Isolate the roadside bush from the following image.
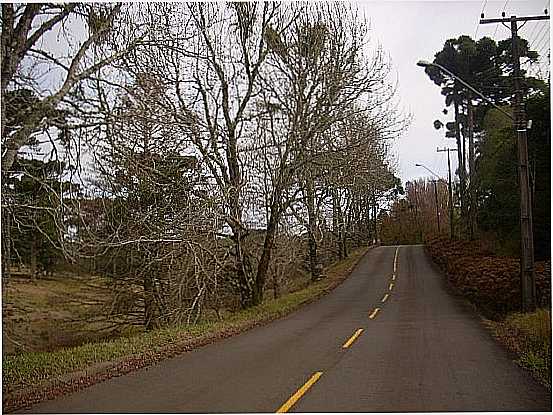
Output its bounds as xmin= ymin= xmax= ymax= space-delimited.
xmin=426 ymin=237 xmax=551 ymax=318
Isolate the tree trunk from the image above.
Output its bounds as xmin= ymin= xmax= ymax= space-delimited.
xmin=234 ymin=232 xmax=254 ymax=308
xmin=226 ymin=124 xmax=256 ymax=308
xmin=332 ymin=189 xmax=343 ymax=260
xmin=453 ymin=91 xmax=467 ymax=235
xmin=30 ymin=235 xmax=37 ymax=280
xmin=305 ymin=175 xmax=320 ymax=281
xmin=253 ymin=204 xmax=280 ymax=306
xmin=365 ymin=196 xmax=372 ymax=243
xmin=1 ymin=199 xmax=11 ymax=289
xmin=343 ymin=195 xmax=351 ymax=257
xmin=144 ymin=272 xmax=155 ymax=331
xmin=372 ymin=193 xmax=378 ymax=243
xmin=337 ymin=192 xmax=347 ymax=259
xmin=467 ymin=95 xmax=476 ymax=240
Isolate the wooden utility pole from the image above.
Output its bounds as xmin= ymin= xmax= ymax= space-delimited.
xmin=480 ymin=12 xmax=549 ymax=312
xmin=431 ymin=180 xmax=440 ymax=234
xmin=413 ymin=184 xmax=422 ymax=242
xmin=467 ymin=93 xmax=476 ymax=240
xmin=437 ymin=147 xmax=458 ymax=240
xmin=453 ymin=89 xmax=466 ymax=234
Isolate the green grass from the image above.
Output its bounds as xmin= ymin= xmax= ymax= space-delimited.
xmin=3 ymin=247 xmax=368 ymax=396
xmin=492 ymin=308 xmax=551 ymax=389
xmin=3 ymin=321 xmax=216 ymax=391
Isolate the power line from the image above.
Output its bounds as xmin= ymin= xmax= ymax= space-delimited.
xmin=528 ymin=21 xmax=548 ymax=49
xmin=522 ymin=0 xmax=547 ymax=40
xmin=525 ymin=20 xmax=541 ymax=43
xmin=537 ymin=45 xmax=551 ymax=62
xmin=534 ymin=53 xmax=551 ymax=79
xmin=493 ymin=0 xmax=510 ymax=38
xmin=533 ymin=36 xmax=550 ymax=65
xmin=529 ymin=23 xmax=548 ymax=50
xmin=475 ymin=0 xmax=488 ymax=38
xmin=537 ymin=49 xmax=550 ymax=67
xmin=534 ymin=25 xmax=550 ymax=52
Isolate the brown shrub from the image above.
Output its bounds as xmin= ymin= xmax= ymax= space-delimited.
xmin=426 ymin=237 xmax=551 ymax=318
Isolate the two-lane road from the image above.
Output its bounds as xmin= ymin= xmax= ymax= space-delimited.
xmin=21 ymin=245 xmax=551 ymax=413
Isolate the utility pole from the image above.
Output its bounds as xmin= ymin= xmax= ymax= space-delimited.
xmin=431 ymin=180 xmax=440 ymax=234
xmin=467 ymin=93 xmax=476 ymax=240
xmin=413 ymin=184 xmax=422 ymax=242
xmin=437 ymin=147 xmax=458 ymax=240
xmin=480 ymin=12 xmax=549 ymax=312
xmin=453 ymin=89 xmax=466 ymax=236
xmin=372 ymin=191 xmax=378 ymax=244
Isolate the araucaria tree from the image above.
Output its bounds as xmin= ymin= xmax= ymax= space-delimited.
xmin=423 ymin=34 xmax=543 ymax=240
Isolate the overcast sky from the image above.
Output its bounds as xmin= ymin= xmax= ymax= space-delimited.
xmin=358 ymin=0 xmax=550 ymax=184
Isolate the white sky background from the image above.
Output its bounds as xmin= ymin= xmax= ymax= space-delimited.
xmin=25 ymin=1 xmax=550 ymax=190
xmin=358 ymin=0 xmax=550 ymax=184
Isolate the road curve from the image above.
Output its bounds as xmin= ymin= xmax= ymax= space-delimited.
xmin=20 ymin=245 xmax=551 ymax=413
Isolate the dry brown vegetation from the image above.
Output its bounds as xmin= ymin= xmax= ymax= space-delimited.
xmin=3 ymin=271 xmax=114 ymax=355
xmin=426 ymin=237 xmax=551 ymax=318
xmin=2 ymin=234 xmax=362 ymax=356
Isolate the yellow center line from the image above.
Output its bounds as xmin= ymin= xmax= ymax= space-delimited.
xmin=342 ymin=328 xmax=364 ymax=349
xmin=276 ymin=371 xmax=323 ymax=413
xmin=392 ymin=274 xmax=396 ymax=281
xmin=389 ymin=282 xmax=394 ymax=291
xmin=381 ymin=293 xmax=389 ymax=303
xmin=369 ymin=307 xmax=380 ymax=319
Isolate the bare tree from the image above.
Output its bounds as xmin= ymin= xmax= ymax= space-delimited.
xmin=111 ymin=3 xmax=289 ymax=307
xmin=87 ymin=73 xmax=225 ymax=330
xmin=1 ymin=3 xmax=145 ymax=171
xmin=261 ymin=3 xmax=404 ymax=279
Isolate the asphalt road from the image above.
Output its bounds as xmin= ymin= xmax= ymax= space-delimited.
xmin=22 ymin=245 xmax=551 ymax=413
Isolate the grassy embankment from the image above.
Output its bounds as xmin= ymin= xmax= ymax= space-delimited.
xmin=490 ymin=309 xmax=551 ymax=390
xmin=425 ymin=237 xmax=551 ymax=389
xmin=3 ymin=246 xmax=369 ymax=410
xmin=3 ymin=273 xmax=114 ymax=356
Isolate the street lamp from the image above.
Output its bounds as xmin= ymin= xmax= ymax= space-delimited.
xmin=415 ymin=163 xmax=442 ymax=235
xmin=417 ymin=60 xmax=514 ymax=121
xmin=417 ymin=59 xmax=536 ymax=312
xmin=415 ymin=163 xmax=441 ymax=180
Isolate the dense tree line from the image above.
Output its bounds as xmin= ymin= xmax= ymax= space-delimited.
xmin=380 ymin=33 xmax=549 ymax=259
xmin=380 ymin=179 xmax=449 ymax=245
xmin=477 ymin=89 xmax=550 ymax=259
xmin=1 ymin=3 xmax=408 ymax=331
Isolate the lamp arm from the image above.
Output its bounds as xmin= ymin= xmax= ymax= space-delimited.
xmin=432 ymin=63 xmax=514 ymax=121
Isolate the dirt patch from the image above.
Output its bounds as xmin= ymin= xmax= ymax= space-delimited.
xmin=2 ymin=274 xmax=113 ymax=355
